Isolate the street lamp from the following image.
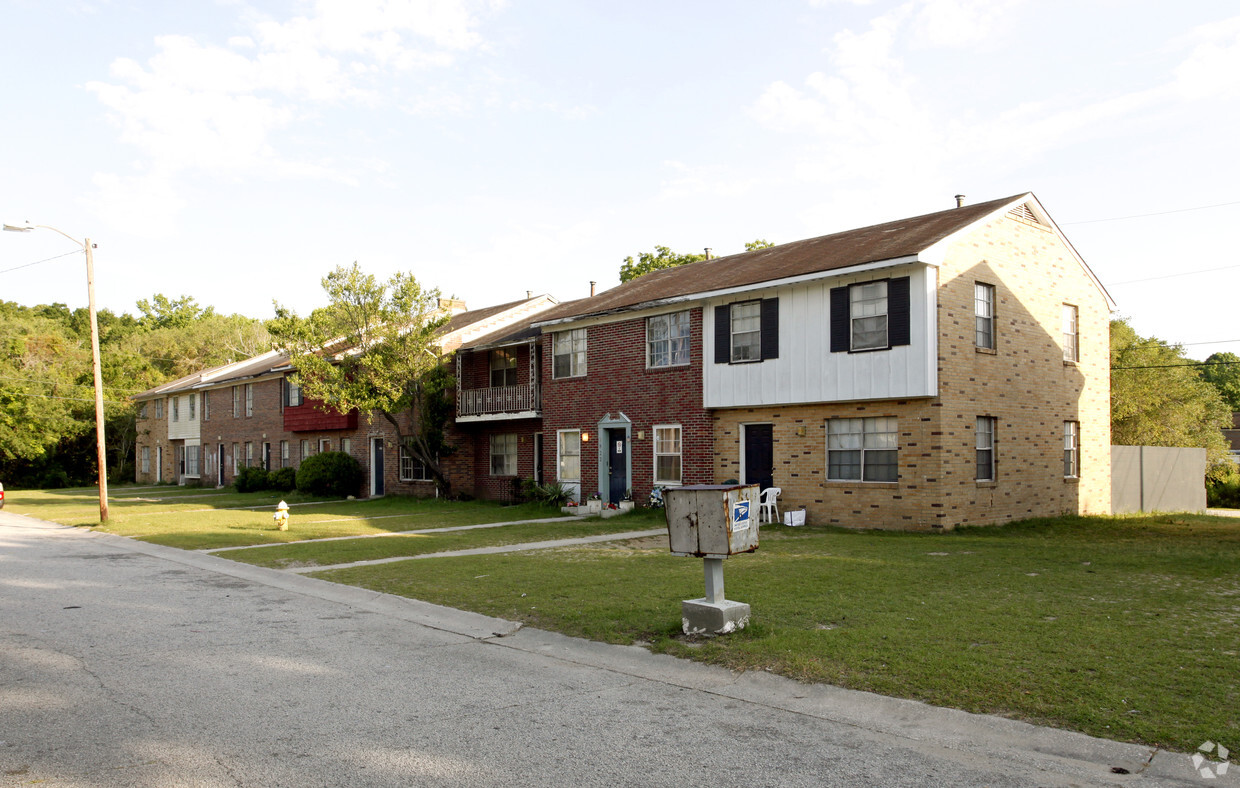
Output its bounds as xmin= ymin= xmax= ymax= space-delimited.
xmin=3 ymin=222 xmax=109 ymax=523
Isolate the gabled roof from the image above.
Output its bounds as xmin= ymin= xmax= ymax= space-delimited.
xmin=460 ymin=298 xmax=588 ymax=351
xmin=533 ymin=194 xmax=1043 ymax=326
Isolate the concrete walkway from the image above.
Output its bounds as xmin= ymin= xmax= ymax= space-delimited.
xmin=0 ymin=510 xmax=1224 ymax=786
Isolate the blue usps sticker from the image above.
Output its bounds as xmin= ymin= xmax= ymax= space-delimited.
xmin=732 ymin=500 xmax=750 ymax=531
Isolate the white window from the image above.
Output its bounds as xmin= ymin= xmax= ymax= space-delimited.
xmin=490 ymin=434 xmax=518 ymax=476
xmin=185 ymin=445 xmax=200 ymax=476
xmin=155 ymin=398 xmax=164 ymax=419
xmin=245 ymin=383 xmax=254 ymax=417
xmin=232 ymin=386 xmax=241 ymax=418
xmin=171 ymin=397 xmax=179 ymax=422
xmin=1062 ymin=304 xmax=1079 ymax=362
xmin=490 ymin=349 xmax=518 ymax=387
xmin=648 ymin=312 xmax=691 ymax=368
xmin=827 ymin=417 xmax=898 ymax=482
xmin=319 ymin=438 xmax=331 ymax=453
xmin=1064 ymin=421 xmax=1080 ymax=478
xmin=300 ymin=440 xmax=310 ymax=461
xmin=286 ymin=378 xmax=302 ymax=407
xmin=202 ymin=391 xmax=210 ymax=421
xmin=976 ymin=416 xmax=996 ymax=481
xmin=400 ymin=445 xmax=430 ymax=481
xmin=245 ymin=441 xmax=253 ymax=468
xmin=553 ymin=329 xmax=587 ymax=378
xmin=653 ymin=425 xmax=683 ymax=485
xmin=340 ymin=438 xmax=351 ymax=456
xmin=139 ymin=402 xmax=148 ymax=419
xmin=975 ymin=283 xmax=995 ymax=350
xmin=851 ymin=281 xmax=889 ymax=351
xmin=280 ymin=440 xmax=289 ymax=468
xmin=558 ymin=430 xmax=581 ymax=481
xmin=231 ymin=443 xmax=238 ymax=474
xmin=141 ymin=446 xmax=150 ymax=473
xmin=730 ymin=301 xmax=761 ymax=362
xmin=188 ymin=393 xmax=196 ymax=420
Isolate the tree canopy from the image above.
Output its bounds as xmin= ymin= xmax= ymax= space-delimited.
xmin=269 ymin=263 xmax=456 ymax=494
xmin=618 ymin=239 xmax=776 ymax=283
xmin=1199 ymin=352 xmax=1240 ymax=411
xmin=1110 ymin=318 xmax=1231 ymax=473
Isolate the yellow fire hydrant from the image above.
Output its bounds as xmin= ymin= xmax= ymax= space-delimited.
xmin=273 ymin=500 xmax=290 ymax=531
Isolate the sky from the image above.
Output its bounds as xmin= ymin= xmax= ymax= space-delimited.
xmin=2 ymin=0 xmax=1239 ymax=358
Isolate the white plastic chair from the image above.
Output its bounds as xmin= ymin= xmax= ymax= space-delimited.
xmin=760 ymin=487 xmax=781 ymax=524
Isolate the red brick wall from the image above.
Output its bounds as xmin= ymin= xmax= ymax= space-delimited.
xmin=540 ymin=308 xmax=710 ymax=502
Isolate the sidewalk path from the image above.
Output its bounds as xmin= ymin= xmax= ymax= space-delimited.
xmin=0 ymin=510 xmax=1219 ymax=787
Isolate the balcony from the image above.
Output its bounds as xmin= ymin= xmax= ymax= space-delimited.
xmin=457 ymin=384 xmax=541 ymax=421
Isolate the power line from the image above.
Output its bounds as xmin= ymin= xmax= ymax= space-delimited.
xmin=0 ymin=374 xmax=152 ymax=394
xmin=1108 ymin=262 xmax=1240 ymax=286
xmin=1 ymin=390 xmax=130 ymax=405
xmin=0 ymin=249 xmax=81 ymax=274
xmin=1066 ymin=199 xmax=1240 ymax=225
xmin=1112 ymin=360 xmax=1240 ymax=370
xmin=1110 ymin=339 xmax=1240 ymax=355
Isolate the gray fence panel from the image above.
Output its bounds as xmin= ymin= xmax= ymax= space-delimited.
xmin=1111 ymin=445 xmax=1206 ymax=514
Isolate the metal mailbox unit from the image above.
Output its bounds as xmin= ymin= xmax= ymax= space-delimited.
xmin=664 ymin=484 xmax=760 ymax=635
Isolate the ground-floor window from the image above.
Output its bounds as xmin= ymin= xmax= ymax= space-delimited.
xmin=400 ymin=444 xmax=430 ymax=481
xmin=491 ymin=434 xmax=518 ymax=476
xmin=280 ymin=440 xmax=290 ymax=468
xmin=976 ymin=416 xmax=996 ymax=481
xmin=231 ymin=443 xmax=239 ymax=474
xmin=653 ymin=424 xmax=682 ymax=485
xmin=340 ymin=438 xmax=351 ymax=456
xmin=827 ymin=417 xmax=898 ymax=482
xmin=557 ymin=430 xmax=581 ymax=482
xmin=185 ymin=445 xmax=200 ymax=477
xmin=1064 ymin=421 xmax=1080 ymax=478
xmin=245 ymin=442 xmax=253 ymax=468
xmin=300 ymin=439 xmax=310 ymax=461
xmin=141 ymin=446 xmax=150 ymax=474
xmin=319 ymin=438 xmax=331 ymax=453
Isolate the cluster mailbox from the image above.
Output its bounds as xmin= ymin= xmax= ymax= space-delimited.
xmin=663 ymin=484 xmax=760 ymax=635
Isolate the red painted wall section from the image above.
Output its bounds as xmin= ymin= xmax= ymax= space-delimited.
xmin=284 ymin=398 xmax=359 ymax=432
xmin=540 ymin=308 xmax=709 ymax=502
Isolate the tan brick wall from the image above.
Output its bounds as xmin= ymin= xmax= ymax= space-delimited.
xmin=711 ymin=212 xmax=1111 ymax=531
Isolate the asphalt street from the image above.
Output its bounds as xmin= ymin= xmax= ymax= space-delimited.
xmin=0 ymin=510 xmax=1226 ymax=787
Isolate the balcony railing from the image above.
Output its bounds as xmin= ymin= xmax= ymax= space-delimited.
xmin=458 ymin=384 xmax=541 ymax=418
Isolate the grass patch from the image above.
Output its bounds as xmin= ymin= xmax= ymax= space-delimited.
xmin=311 ymin=514 xmax=1240 ymax=752
xmin=222 ymin=516 xmax=659 ymax=568
xmin=8 ymin=487 xmax=571 ymax=550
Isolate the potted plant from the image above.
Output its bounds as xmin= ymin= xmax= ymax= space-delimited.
xmin=586 ymin=491 xmax=603 ymax=515
xmin=618 ymin=489 xmax=635 ymax=512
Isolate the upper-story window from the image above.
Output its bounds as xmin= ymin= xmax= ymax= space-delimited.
xmin=490 ymin=349 xmax=518 ymax=387
xmin=139 ymin=402 xmax=148 ymax=419
xmin=155 ymin=398 xmax=163 ymax=419
xmin=202 ymin=391 xmax=210 ymax=420
xmin=830 ymin=277 xmax=910 ymax=353
xmin=171 ymin=396 xmax=179 ymax=422
xmin=975 ymin=283 xmax=995 ymax=350
xmin=713 ymin=299 xmax=779 ymax=364
xmin=1062 ymin=304 xmax=1079 ymax=362
xmin=553 ymin=329 xmax=587 ymax=379
xmin=284 ymin=378 xmax=302 ymax=407
xmin=647 ymin=311 xmax=690 ymax=368
xmin=245 ymin=383 xmax=254 ymax=417
xmin=232 ymin=386 xmax=241 ymax=418
xmin=188 ymin=393 xmax=196 ymax=420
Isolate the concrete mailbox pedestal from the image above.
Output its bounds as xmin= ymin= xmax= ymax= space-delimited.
xmin=664 ymin=484 xmax=760 ymax=635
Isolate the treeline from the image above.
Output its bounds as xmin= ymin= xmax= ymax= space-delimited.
xmin=0 ymin=295 xmax=269 ymax=488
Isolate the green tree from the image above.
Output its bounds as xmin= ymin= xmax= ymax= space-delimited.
xmin=1199 ymin=352 xmax=1240 ymax=411
xmin=136 ymin=293 xmax=215 ymax=330
xmin=268 ymin=263 xmax=456 ymax=495
xmin=619 ymin=239 xmax=777 ymax=283
xmin=1110 ymin=318 xmax=1231 ymax=475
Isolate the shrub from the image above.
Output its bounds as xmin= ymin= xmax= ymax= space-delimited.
xmin=1207 ymin=463 xmax=1240 ymax=508
xmin=269 ymin=466 xmax=297 ymax=492
xmin=296 ymin=451 xmax=363 ymax=498
xmin=235 ymin=465 xmax=270 ymax=493
xmin=526 ymin=481 xmax=571 ymax=507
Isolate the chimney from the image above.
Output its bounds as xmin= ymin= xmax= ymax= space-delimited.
xmin=526 ymin=290 xmax=532 ymax=299
xmin=704 ymin=247 xmax=712 ymax=260
xmin=437 ymin=297 xmax=467 ymax=315
xmin=955 ymin=194 xmax=966 ymax=208
xmin=590 ymin=281 xmax=596 ymax=297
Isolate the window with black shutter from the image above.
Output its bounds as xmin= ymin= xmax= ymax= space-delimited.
xmin=830 ymin=276 xmax=911 ymax=352
xmin=714 ymin=298 xmax=779 ymax=363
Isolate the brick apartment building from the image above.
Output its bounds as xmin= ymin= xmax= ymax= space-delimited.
xmin=134 ymin=193 xmax=1112 ymax=530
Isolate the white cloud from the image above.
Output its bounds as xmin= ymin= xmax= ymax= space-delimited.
xmin=1170 ymin=16 xmax=1240 ymax=100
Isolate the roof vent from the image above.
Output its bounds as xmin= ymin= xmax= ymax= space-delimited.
xmin=1007 ymin=203 xmax=1048 ymax=227
xmin=955 ymin=194 xmax=966 ymax=208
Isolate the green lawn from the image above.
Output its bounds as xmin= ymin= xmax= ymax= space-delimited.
xmin=311 ymin=513 xmax=1240 ymax=752
xmin=10 ymin=487 xmax=1238 ymax=751
xmin=8 ymin=485 xmax=572 ymax=550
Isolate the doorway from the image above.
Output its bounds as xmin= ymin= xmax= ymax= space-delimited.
xmin=743 ymin=423 xmax=774 ymax=492
xmin=217 ymin=444 xmax=225 ymax=487
xmin=533 ymin=432 xmax=544 ymax=485
xmin=607 ymin=428 xmax=628 ymax=503
xmin=371 ymin=438 xmax=385 ymax=497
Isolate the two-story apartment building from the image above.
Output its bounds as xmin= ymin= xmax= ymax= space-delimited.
xmin=524 ymin=193 xmax=1112 ymax=529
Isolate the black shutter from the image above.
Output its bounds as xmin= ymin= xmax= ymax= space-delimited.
xmin=714 ymin=304 xmax=731 ymax=364
xmin=830 ymin=286 xmax=850 ymax=352
xmin=760 ymin=298 xmax=779 ymax=360
xmin=889 ymin=277 xmax=910 ymax=347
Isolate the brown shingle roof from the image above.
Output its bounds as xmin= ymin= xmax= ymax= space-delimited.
xmin=537 ymin=194 xmax=1028 ymax=324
